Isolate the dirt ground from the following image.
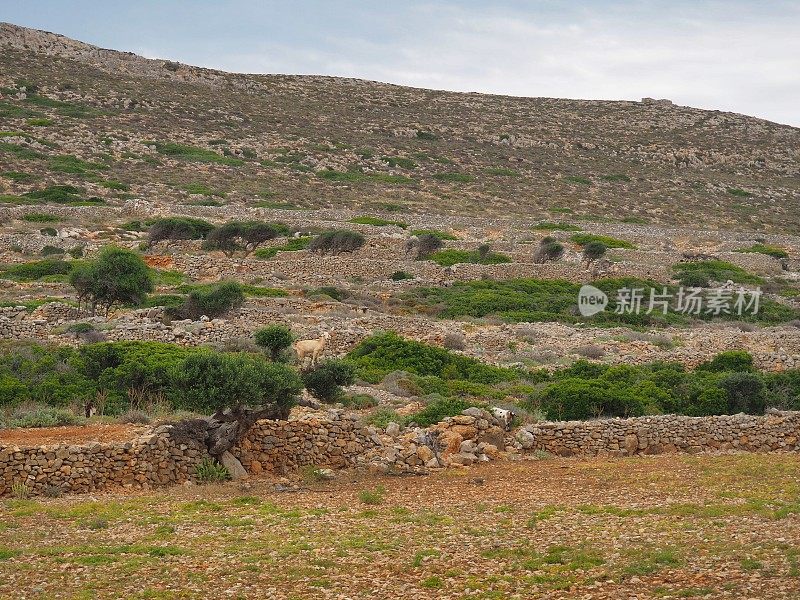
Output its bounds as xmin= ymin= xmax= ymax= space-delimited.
xmin=1 ymin=452 xmax=799 ymax=599
xmin=0 ymin=424 xmax=143 ymax=445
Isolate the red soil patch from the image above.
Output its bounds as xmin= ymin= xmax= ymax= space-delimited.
xmin=143 ymin=255 xmax=175 ymax=269
xmin=0 ymin=424 xmax=143 ymax=446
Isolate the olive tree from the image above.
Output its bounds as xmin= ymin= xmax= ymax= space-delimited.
xmin=172 ymin=352 xmax=303 ymax=457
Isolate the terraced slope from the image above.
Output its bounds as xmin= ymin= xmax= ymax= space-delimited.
xmin=1 ymin=22 xmax=799 ymax=233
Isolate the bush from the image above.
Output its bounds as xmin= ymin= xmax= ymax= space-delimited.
xmin=347 ymin=332 xmax=516 ymax=385
xmin=443 ymin=332 xmax=466 ymax=350
xmin=404 ymin=396 xmax=478 ymax=427
xmin=697 ymin=351 xmax=754 ymax=373
xmin=254 ymin=325 xmax=294 ymax=361
xmin=362 ymin=408 xmax=402 ymax=428
xmin=390 ymin=270 xmax=414 ymax=281
xmin=172 ymin=352 xmax=302 ymax=414
xmin=720 ymin=372 xmax=766 ymax=414
xmin=534 ymin=237 xmax=565 ymax=263
xmin=1 ymin=259 xmax=72 ymax=282
xmin=428 ymin=248 xmax=511 ymax=267
xmin=7 ymin=406 xmax=83 ymax=428
xmin=147 ymin=217 xmax=214 ymax=247
xmin=407 ymin=233 xmax=444 ymax=260
xmin=736 ymin=244 xmax=788 ymax=259
xmin=40 ymin=245 xmax=65 ymax=257
xmin=309 ymin=230 xmax=365 ymax=255
xmin=22 ymin=213 xmax=61 ymax=223
xmin=349 ymin=216 xmax=407 ymax=228
xmin=170 ymin=281 xmax=245 ymax=320
xmin=582 ymin=241 xmax=607 ymax=262
xmin=302 ymin=360 xmax=356 ymax=402
xmin=202 ymin=221 xmax=289 ymax=256
xmin=571 ymin=233 xmax=634 ymax=249
xmin=194 ymin=458 xmax=230 ymax=483
xmin=70 ymin=246 xmax=153 ymax=314
xmin=673 ymin=260 xmax=763 ymax=286
xmin=341 ymin=393 xmax=378 ymax=409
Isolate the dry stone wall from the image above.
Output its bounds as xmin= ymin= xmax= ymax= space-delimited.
xmin=0 ymin=411 xmax=376 ymax=497
xmin=516 ymin=411 xmax=800 ymax=457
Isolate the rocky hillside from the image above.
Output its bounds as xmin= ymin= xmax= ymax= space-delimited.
xmin=1 ymin=22 xmax=798 ymax=233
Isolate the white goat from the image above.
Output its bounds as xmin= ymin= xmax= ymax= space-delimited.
xmin=293 ymin=331 xmax=331 ymax=366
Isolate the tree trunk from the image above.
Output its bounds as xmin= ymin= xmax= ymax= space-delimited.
xmin=204 ymin=404 xmax=290 ymax=458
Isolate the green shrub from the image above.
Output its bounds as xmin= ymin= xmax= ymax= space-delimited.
xmin=147 ymin=141 xmax=243 ymax=166
xmin=735 ymin=244 xmax=788 ymax=259
xmin=391 ymin=271 xmax=414 ymax=281
xmin=349 ymin=216 xmax=407 ymax=228
xmin=727 ymin=188 xmax=752 ymax=197
xmin=720 ymin=372 xmax=766 ymax=414
xmin=40 ymin=245 xmax=65 ymax=256
xmin=194 ymin=458 xmax=230 ymax=483
xmin=22 ymin=213 xmax=61 ymax=223
xmin=532 ymin=222 xmax=581 ymax=231
xmin=254 ymin=325 xmax=294 ymax=361
xmin=697 ymin=351 xmax=754 ymax=373
xmin=534 ymin=237 xmax=565 ymax=263
xmin=2 ymin=171 xmax=33 ymax=181
xmin=432 ymin=172 xmax=472 ymax=183
xmin=582 ymin=241 xmax=608 ymax=262
xmin=202 ymin=221 xmax=289 ymax=256
xmin=169 ymin=281 xmax=245 ymax=320
xmin=49 ymin=154 xmax=108 ymax=174
xmin=571 ymin=233 xmax=634 ymax=249
xmin=362 ymin=408 xmax=402 ymax=428
xmin=381 ymin=156 xmax=416 ymax=169
xmin=70 ymin=247 xmax=153 ymax=314
xmin=172 ymin=352 xmax=301 ymax=414
xmin=406 ymin=277 xmax=800 ymax=326
xmin=341 ymin=393 xmax=378 ymax=409
xmin=148 ymin=217 xmax=215 ymax=246
xmin=410 ymin=229 xmax=457 ymax=240
xmin=565 ymin=176 xmax=592 ymax=185
xmin=39 ymin=227 xmax=57 ymax=236
xmin=24 ymin=185 xmax=101 ymax=204
xmin=309 ymin=230 xmax=365 ymax=255
xmin=428 ymin=248 xmax=511 ymax=267
xmin=600 ymin=174 xmax=631 ymax=182
xmin=1 ymin=259 xmax=72 ymax=282
xmin=253 ymin=236 xmax=311 ymax=259
xmin=346 ymin=332 xmax=516 ymax=385
xmin=302 ymin=360 xmax=356 ymax=402
xmin=403 ymin=396 xmax=479 ymax=427
xmin=673 ymin=260 xmax=763 ymax=286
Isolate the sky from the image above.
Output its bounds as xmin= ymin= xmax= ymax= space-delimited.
xmin=2 ymin=1 xmax=799 ymax=126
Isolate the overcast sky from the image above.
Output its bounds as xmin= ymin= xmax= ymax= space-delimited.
xmin=2 ymin=1 xmax=799 ymax=126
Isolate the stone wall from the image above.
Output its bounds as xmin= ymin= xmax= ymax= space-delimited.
xmin=0 ymin=411 xmax=376 ymax=497
xmin=515 ymin=411 xmax=800 ymax=457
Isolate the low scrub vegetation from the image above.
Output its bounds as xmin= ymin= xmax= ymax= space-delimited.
xmin=428 ymin=247 xmax=511 ymax=267
xmin=528 ymin=351 xmax=799 ymax=420
xmin=349 ymin=216 xmax=408 ymax=228
xmin=673 ymin=260 xmax=763 ymax=287
xmin=405 ymin=277 xmax=799 ymax=326
xmin=735 ymin=244 xmax=788 ymax=259
xmin=146 ymin=141 xmax=244 ymax=166
xmin=571 ymin=233 xmax=635 ymax=249
xmin=309 ymin=230 xmax=365 ymax=255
